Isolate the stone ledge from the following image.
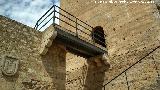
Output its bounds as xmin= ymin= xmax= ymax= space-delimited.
xmin=88 ymin=53 xmax=110 ymax=71
xmin=39 ymin=26 xmax=57 ymax=55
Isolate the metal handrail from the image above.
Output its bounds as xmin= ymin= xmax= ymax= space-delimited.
xmin=35 ymin=5 xmax=106 ymax=36
xmin=54 ymin=9 xmax=107 ymax=39
xmin=38 ymin=17 xmax=53 ymax=31
xmin=34 ymin=5 xmax=107 ymax=49
xmin=34 ymin=5 xmax=55 ymax=29
xmin=37 ymin=10 xmax=54 ymax=27
xmin=55 ymin=16 xmax=91 ymax=37
xmin=103 ymin=45 xmax=160 ymax=90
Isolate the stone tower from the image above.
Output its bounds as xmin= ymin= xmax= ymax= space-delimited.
xmin=0 ymin=0 xmax=160 ymax=90
xmin=60 ymin=0 xmax=160 ymax=90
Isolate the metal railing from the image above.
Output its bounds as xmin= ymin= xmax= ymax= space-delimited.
xmin=103 ymin=45 xmax=160 ymax=90
xmin=34 ymin=5 xmax=107 ymax=50
xmin=34 ymin=5 xmax=160 ymax=90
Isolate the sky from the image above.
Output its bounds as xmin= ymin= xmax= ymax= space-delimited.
xmin=0 ymin=0 xmax=59 ymax=29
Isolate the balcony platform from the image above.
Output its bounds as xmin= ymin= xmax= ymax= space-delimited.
xmin=35 ymin=5 xmax=107 ymax=58
xmin=54 ymin=25 xmax=107 ymax=58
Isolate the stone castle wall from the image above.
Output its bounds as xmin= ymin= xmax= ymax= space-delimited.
xmin=60 ymin=0 xmax=160 ymax=90
xmin=0 ymin=0 xmax=160 ymax=89
xmin=0 ymin=15 xmax=67 ymax=90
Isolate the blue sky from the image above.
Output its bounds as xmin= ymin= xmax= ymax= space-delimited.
xmin=0 ymin=0 xmax=59 ymax=28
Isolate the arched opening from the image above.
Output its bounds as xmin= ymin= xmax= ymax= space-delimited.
xmin=91 ymin=26 xmax=106 ymax=48
xmin=156 ymin=4 xmax=160 ymax=13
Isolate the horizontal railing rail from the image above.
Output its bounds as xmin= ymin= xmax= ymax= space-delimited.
xmin=34 ymin=5 xmax=107 ymax=50
xmin=34 ymin=5 xmax=160 ymax=90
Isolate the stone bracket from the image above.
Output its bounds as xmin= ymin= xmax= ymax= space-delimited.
xmin=88 ymin=53 xmax=110 ymax=71
xmin=39 ymin=26 xmax=57 ymax=55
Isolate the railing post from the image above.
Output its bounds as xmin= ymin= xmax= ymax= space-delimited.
xmin=125 ymin=72 xmax=130 ymax=90
xmin=34 ymin=22 xmax=38 ymax=30
xmin=76 ymin=18 xmax=78 ymax=37
xmin=34 ymin=23 xmax=37 ymax=30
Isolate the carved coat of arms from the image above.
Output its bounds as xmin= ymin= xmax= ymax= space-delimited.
xmin=1 ymin=55 xmax=19 ymax=76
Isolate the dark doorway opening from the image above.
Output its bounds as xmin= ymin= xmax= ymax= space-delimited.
xmin=156 ymin=4 xmax=160 ymax=13
xmin=92 ymin=26 xmax=106 ymax=48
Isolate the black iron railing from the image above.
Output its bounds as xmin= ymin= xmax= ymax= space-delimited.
xmin=34 ymin=5 xmax=160 ymax=89
xmin=34 ymin=5 xmax=107 ymax=50
xmin=103 ymin=45 xmax=160 ymax=90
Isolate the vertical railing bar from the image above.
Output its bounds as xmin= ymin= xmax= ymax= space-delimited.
xmin=125 ymin=72 xmax=130 ymax=90
xmin=36 ymin=22 xmax=38 ymax=29
xmin=55 ymin=5 xmax=106 ymax=36
xmin=36 ymin=22 xmax=39 ymax=30
xmin=34 ymin=23 xmax=38 ymax=30
xmin=54 ymin=5 xmax=93 ymax=30
xmin=53 ymin=5 xmax=56 ymax=26
xmin=34 ymin=5 xmax=54 ymax=30
xmin=35 ymin=4 xmax=106 ymax=37
xmin=37 ymin=5 xmax=55 ymax=23
xmin=34 ymin=23 xmax=36 ymax=29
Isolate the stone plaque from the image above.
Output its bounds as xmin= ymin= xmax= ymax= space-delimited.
xmin=1 ymin=55 xmax=19 ymax=76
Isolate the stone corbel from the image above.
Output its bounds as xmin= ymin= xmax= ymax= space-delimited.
xmin=101 ymin=53 xmax=110 ymax=67
xmin=39 ymin=26 xmax=57 ymax=55
xmin=88 ymin=53 xmax=110 ymax=71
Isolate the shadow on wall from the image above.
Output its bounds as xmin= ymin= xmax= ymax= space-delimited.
xmin=41 ymin=42 xmax=66 ymax=90
xmin=84 ymin=60 xmax=109 ymax=90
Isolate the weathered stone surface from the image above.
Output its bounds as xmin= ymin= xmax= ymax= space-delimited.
xmin=0 ymin=0 xmax=160 ymax=89
xmin=61 ymin=0 xmax=160 ymax=90
xmin=1 ymin=55 xmax=19 ymax=76
xmin=39 ymin=25 xmax=57 ymax=55
xmin=0 ymin=15 xmax=66 ymax=90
